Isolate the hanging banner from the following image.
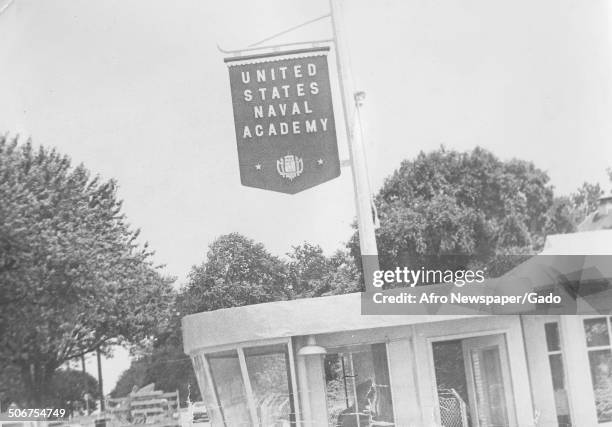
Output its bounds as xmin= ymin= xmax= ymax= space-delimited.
xmin=225 ymin=47 xmax=340 ymax=194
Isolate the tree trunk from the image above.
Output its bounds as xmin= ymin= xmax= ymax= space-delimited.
xmin=20 ymin=361 xmax=56 ymax=407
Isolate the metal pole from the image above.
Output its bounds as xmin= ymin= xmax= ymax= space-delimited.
xmin=96 ymin=348 xmax=105 ymax=412
xmin=329 ymin=0 xmax=379 ymax=279
xmin=340 ymin=356 xmax=350 ymax=408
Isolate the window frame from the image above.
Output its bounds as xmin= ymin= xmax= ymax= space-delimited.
xmin=196 ymin=337 xmax=300 ymax=427
xmin=323 ymin=341 xmax=397 ymax=427
xmin=582 ymin=315 xmax=612 ymax=425
xmin=427 ymin=328 xmax=514 ymax=427
xmin=544 ymin=321 xmax=572 ymax=426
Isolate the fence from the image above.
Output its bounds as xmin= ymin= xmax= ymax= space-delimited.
xmin=438 ymin=389 xmax=468 ymax=427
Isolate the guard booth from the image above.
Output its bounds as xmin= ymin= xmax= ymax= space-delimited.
xmin=182 ymin=230 xmax=612 ymax=426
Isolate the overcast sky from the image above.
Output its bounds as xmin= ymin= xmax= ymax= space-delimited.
xmin=2 ymin=0 xmax=611 ymax=393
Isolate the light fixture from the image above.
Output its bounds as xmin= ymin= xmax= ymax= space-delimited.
xmin=297 ymin=335 xmax=327 ymax=356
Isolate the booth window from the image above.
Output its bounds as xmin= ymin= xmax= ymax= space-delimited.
xmin=544 ymin=322 xmax=572 ymax=426
xmin=193 ymin=343 xmax=296 ymax=427
xmin=324 ymin=343 xmax=395 ymax=427
xmin=584 ymin=317 xmax=612 ymax=423
xmin=244 ymin=344 xmax=296 ymax=426
xmin=207 ymin=350 xmax=251 ymax=426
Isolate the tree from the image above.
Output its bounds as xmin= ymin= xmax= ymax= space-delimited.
xmin=350 ymin=147 xmax=560 ymax=276
xmin=569 ymin=182 xmax=604 ymax=224
xmin=183 ymin=236 xmax=360 ymax=308
xmin=546 ymin=176 xmax=612 ymax=234
xmin=0 ymin=136 xmax=175 ymax=405
xmin=1 ymin=366 xmax=98 ymax=412
xmin=111 ymin=344 xmax=200 ymax=403
xmin=286 ymin=243 xmax=329 ymax=296
xmin=0 ymin=363 xmax=26 ymax=408
xmin=111 ymin=358 xmax=148 ymax=398
xmin=286 ymin=243 xmax=361 ymax=297
xmin=49 ymin=370 xmax=99 ymax=411
xmin=141 ymin=342 xmax=199 ymax=402
xmin=181 ymin=233 xmax=288 ymax=314
xmin=543 ymin=196 xmax=576 ymax=236
xmin=112 ymin=308 xmax=201 ymax=402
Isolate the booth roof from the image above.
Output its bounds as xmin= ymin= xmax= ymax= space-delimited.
xmin=541 ymin=229 xmax=612 ymax=255
xmin=182 ymin=292 xmax=475 ymax=354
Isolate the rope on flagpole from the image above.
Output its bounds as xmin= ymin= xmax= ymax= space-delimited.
xmin=0 ymin=0 xmax=16 ymax=17
xmin=217 ymin=13 xmax=332 ymax=55
xmin=248 ymin=13 xmax=331 ymax=47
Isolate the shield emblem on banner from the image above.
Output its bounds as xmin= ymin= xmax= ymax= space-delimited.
xmin=225 ymin=48 xmax=341 ymax=194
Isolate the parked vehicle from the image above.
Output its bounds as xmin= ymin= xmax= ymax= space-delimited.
xmin=191 ymin=402 xmax=210 ymax=424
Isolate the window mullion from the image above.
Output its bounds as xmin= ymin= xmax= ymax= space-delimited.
xmin=587 ymin=345 xmax=612 ymax=351
xmin=200 ymin=355 xmax=227 ymax=426
xmin=584 ymin=317 xmax=612 ymax=423
xmin=238 ymin=347 xmax=259 ymax=426
xmin=287 ymin=339 xmax=300 ymax=424
xmin=384 ymin=342 xmax=398 ymax=427
xmin=348 ymin=352 xmax=361 ymax=426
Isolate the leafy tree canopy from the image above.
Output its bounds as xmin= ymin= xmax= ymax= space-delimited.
xmin=0 ymin=136 xmax=175 ymax=405
xmin=49 ymin=369 xmax=99 ymax=408
xmin=181 ymin=233 xmax=288 ymax=314
xmin=350 ymin=147 xmax=564 ymax=274
xmin=287 ymin=243 xmax=361 ymax=297
xmin=110 ymin=312 xmax=201 ymax=403
xmin=110 ymin=358 xmax=148 ymax=398
xmin=1 ymin=365 xmax=99 ymax=410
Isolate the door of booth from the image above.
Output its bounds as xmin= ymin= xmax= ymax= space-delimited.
xmin=462 ymin=334 xmax=517 ymax=427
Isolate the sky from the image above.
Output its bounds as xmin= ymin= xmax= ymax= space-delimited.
xmin=1 ymin=0 xmax=611 ymax=394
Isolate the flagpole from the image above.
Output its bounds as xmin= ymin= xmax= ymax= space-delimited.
xmin=329 ymin=0 xmax=379 ymax=279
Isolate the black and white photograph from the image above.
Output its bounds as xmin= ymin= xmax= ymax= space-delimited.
xmin=1 ymin=0 xmax=612 ymax=426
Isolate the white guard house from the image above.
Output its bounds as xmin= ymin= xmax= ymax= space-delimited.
xmin=182 ymin=229 xmax=612 ymax=427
